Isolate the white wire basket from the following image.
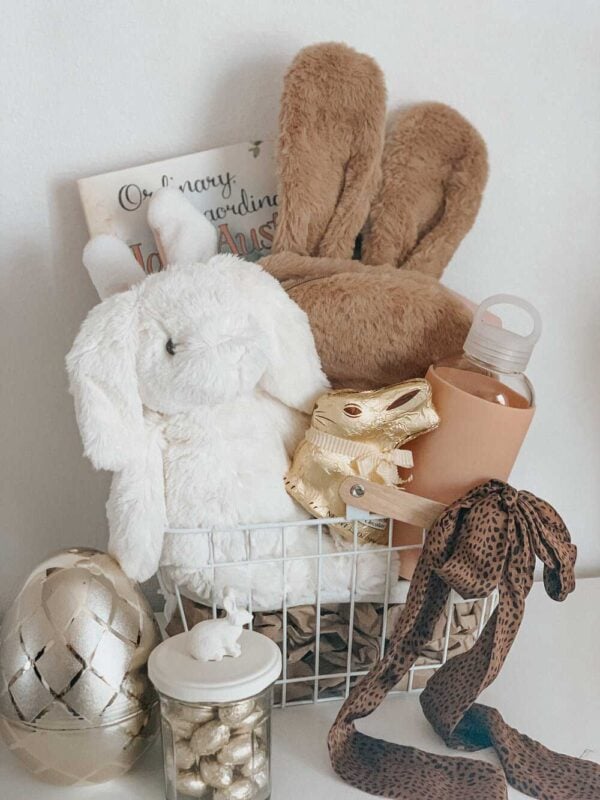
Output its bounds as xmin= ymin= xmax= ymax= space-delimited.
xmin=157 ymin=502 xmax=495 ymax=709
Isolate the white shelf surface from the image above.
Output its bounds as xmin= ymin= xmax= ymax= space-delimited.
xmin=1 ymin=578 xmax=599 ymax=799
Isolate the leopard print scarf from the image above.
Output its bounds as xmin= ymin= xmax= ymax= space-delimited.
xmin=328 ymin=480 xmax=600 ymax=799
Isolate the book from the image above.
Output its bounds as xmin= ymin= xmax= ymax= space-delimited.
xmin=77 ymin=140 xmax=278 ymax=298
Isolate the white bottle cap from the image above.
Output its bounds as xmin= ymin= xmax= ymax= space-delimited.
xmin=463 ymin=294 xmax=542 ymax=374
xmin=148 ymin=629 xmax=281 ymax=704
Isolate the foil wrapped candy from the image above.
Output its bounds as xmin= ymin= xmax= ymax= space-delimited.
xmin=285 ymin=380 xmax=440 ymax=544
xmin=161 ymin=696 xmax=270 ymax=799
xmin=0 ymin=548 xmax=161 ymax=785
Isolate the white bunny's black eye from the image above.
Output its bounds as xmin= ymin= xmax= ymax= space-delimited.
xmin=166 ymin=338 xmax=176 ymax=356
xmin=343 ymin=404 xmax=362 ymax=417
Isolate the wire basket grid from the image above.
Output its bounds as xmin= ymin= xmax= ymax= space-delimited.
xmin=158 ymin=512 xmax=495 ymax=708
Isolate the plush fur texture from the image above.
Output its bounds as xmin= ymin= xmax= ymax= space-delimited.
xmin=361 ymin=103 xmax=489 ymax=277
xmin=148 ymin=186 xmax=218 ymax=266
xmin=272 ymin=42 xmax=386 ymax=260
xmin=82 ymin=233 xmax=145 ymax=298
xmin=67 ymin=190 xmax=399 ymax=604
xmin=66 ymin=189 xmax=330 ymax=583
xmin=260 ymin=44 xmax=487 ymax=390
xmin=260 ymin=251 xmax=472 ymax=389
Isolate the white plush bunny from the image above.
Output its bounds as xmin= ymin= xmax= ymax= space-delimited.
xmin=66 ymin=188 xmax=329 ymax=583
xmin=187 ymin=589 xmax=253 ymax=661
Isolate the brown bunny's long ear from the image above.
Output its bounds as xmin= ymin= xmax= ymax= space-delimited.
xmin=362 ymin=103 xmax=488 ymax=279
xmin=272 ymin=42 xmax=386 ymax=260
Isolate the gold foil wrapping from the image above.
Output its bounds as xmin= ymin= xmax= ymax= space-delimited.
xmin=286 ymin=380 xmax=439 ymax=544
xmin=190 ymin=720 xmax=231 ymax=756
xmin=161 ymin=695 xmax=270 ymax=800
xmin=0 ymin=548 xmax=161 ymax=784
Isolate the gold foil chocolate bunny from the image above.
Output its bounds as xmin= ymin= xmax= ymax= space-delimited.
xmin=285 ymin=380 xmax=439 ymax=545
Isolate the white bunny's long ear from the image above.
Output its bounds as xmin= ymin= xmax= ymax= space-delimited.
xmin=83 ymin=234 xmax=145 ymax=298
xmin=66 ymin=286 xmax=143 ymax=472
xmin=238 ymin=263 xmax=329 ymax=413
xmin=148 ymin=188 xmax=218 ymax=265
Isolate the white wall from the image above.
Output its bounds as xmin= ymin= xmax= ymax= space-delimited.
xmin=1 ymin=0 xmax=599 ymax=614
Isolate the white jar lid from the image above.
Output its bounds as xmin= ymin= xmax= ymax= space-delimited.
xmin=148 ymin=629 xmax=282 ymax=704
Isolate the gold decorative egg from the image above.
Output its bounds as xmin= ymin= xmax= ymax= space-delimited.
xmin=0 ymin=548 xmax=161 ymax=784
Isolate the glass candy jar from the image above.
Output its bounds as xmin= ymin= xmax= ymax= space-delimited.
xmin=149 ymin=596 xmax=281 ymax=800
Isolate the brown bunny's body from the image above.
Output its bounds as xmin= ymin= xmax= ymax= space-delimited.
xmin=362 ymin=103 xmax=489 ymax=277
xmin=260 ymin=43 xmax=487 ymax=391
xmin=260 ymin=251 xmax=472 ymax=389
xmin=273 ymin=42 xmax=386 ymax=260
xmin=285 ymin=380 xmax=439 ymax=545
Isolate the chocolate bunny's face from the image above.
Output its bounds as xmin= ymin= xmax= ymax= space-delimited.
xmin=311 ymin=379 xmax=439 ymax=443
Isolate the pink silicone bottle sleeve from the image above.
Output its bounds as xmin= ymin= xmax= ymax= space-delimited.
xmin=393 ymin=365 xmax=535 ymax=579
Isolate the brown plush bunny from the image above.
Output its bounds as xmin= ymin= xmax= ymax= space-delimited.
xmin=260 ymin=43 xmax=488 ymax=390
xmin=273 ymin=43 xmax=386 ymax=260
xmin=362 ymin=103 xmax=489 ymax=277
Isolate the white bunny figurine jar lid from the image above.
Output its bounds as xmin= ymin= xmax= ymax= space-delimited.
xmin=148 ymin=594 xmax=281 ymax=703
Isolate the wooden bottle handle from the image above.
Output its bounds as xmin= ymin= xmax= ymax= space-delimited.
xmin=338 ymin=477 xmax=446 ymax=530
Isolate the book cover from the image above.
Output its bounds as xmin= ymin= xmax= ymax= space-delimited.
xmin=78 ymin=140 xmax=278 ymax=298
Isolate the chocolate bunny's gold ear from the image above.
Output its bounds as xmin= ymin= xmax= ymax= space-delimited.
xmin=272 ymin=42 xmax=386 ymax=260
xmin=362 ymin=103 xmax=488 ymax=279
